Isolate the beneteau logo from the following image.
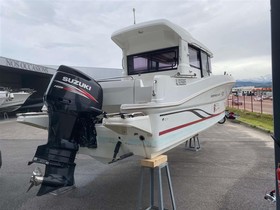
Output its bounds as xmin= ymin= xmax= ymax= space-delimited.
xmin=62 ymin=76 xmax=92 ymax=91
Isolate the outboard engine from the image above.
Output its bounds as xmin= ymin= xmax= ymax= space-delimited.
xmin=28 ymin=65 xmax=103 ymax=195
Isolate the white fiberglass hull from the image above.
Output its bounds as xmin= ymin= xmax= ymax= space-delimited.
xmin=81 ymin=106 xmax=225 ymax=160
xmin=17 ymin=74 xmax=234 ymax=160
xmin=0 ymin=92 xmax=32 ymax=112
xmin=0 ymin=97 xmax=6 ymax=106
xmin=17 ymin=112 xmax=49 ymax=129
xmin=81 ymin=76 xmax=234 ymax=160
xmin=0 ymin=91 xmax=9 ymax=106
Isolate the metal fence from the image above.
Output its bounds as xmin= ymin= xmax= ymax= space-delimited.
xmin=227 ymin=94 xmax=273 ymax=115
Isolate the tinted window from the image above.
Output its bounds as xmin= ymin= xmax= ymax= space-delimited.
xmin=127 ymin=47 xmax=178 ymax=75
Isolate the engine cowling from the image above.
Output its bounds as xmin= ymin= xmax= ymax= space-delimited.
xmin=28 ymin=65 xmax=103 ymax=195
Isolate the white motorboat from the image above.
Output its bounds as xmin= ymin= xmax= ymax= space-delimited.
xmin=0 ymin=89 xmax=34 ymax=112
xmin=20 ymin=19 xmax=235 ymax=159
xmin=0 ymin=89 xmax=10 ymax=106
xmin=22 ymin=19 xmax=235 ymax=195
xmin=84 ymin=20 xmax=235 ymax=158
xmin=84 ymin=19 xmax=235 ymax=159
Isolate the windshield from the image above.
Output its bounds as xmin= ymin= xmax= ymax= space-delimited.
xmin=189 ymin=45 xmax=212 ymax=77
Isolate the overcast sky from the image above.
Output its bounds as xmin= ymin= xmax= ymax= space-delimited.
xmin=1 ymin=0 xmax=271 ymax=80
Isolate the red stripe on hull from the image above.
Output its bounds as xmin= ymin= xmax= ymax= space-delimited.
xmin=159 ymin=111 xmax=224 ymax=136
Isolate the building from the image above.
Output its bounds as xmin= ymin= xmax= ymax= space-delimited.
xmin=0 ymin=56 xmax=122 ymax=114
xmin=232 ymin=86 xmax=255 ymax=96
xmin=0 ymin=56 xmax=56 ymax=111
xmin=232 ymin=86 xmax=273 ymax=97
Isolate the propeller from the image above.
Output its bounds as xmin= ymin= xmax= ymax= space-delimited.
xmin=27 ymin=167 xmax=44 ymax=192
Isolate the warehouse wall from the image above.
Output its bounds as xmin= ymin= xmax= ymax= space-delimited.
xmin=0 ymin=65 xmax=53 ymax=112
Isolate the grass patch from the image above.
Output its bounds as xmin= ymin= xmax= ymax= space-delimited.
xmin=227 ymin=107 xmax=274 ymax=133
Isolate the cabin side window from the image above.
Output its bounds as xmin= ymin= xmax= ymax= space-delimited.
xmin=201 ymin=51 xmax=211 ymax=77
xmin=189 ymin=45 xmax=211 ymax=77
xmin=189 ymin=46 xmax=201 ymax=69
xmin=127 ymin=47 xmax=178 ymax=75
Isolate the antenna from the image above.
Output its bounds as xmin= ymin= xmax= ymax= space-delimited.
xmin=133 ymin=8 xmax=136 ymax=24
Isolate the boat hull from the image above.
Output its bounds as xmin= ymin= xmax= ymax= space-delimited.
xmin=0 ymin=91 xmax=9 ymax=106
xmin=81 ymin=79 xmax=234 ymax=160
xmin=0 ymin=98 xmax=6 ymax=106
xmin=17 ymin=112 xmax=49 ymax=129
xmin=17 ymin=75 xmax=234 ymax=160
xmin=0 ymin=92 xmax=33 ymax=112
xmin=81 ymin=105 xmax=225 ymax=160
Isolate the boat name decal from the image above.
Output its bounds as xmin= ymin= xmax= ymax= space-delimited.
xmin=211 ymin=91 xmax=224 ymax=98
xmin=62 ymin=76 xmax=92 ymax=91
xmin=211 ymin=93 xmax=220 ymax=98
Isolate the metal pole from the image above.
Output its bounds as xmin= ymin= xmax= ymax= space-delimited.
xmin=158 ymin=167 xmax=164 ymax=210
xmin=251 ymin=94 xmax=253 ymax=112
xmin=150 ymin=168 xmax=154 ymax=207
xmin=227 ymin=96 xmax=229 ymax=107
xmin=237 ymin=95 xmax=239 ymax=109
xmin=243 ymin=95 xmax=245 ymax=111
xmin=166 ymin=164 xmax=177 ymax=210
xmin=137 ymin=167 xmax=144 ymax=210
xmin=261 ymin=89 xmax=263 ymax=114
xmin=133 ymin=8 xmax=136 ymax=25
xmin=271 ymin=1 xmax=280 ymax=209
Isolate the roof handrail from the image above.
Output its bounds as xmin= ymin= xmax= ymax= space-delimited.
xmin=97 ymin=76 xmax=134 ymax=83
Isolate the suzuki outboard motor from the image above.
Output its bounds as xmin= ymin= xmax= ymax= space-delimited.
xmin=28 ymin=65 xmax=103 ymax=195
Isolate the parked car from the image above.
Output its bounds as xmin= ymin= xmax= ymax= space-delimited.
xmin=254 ymin=96 xmax=263 ymax=101
xmin=233 ymin=99 xmax=242 ymax=105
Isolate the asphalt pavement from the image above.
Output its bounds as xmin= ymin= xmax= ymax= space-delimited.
xmin=0 ymin=119 xmax=276 ymax=210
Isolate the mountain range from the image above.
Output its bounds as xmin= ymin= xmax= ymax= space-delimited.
xmin=235 ymin=74 xmax=272 ymax=87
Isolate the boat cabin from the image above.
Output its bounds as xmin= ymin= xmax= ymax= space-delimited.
xmin=111 ymin=19 xmax=212 ymax=80
xmin=99 ymin=19 xmax=214 ymax=113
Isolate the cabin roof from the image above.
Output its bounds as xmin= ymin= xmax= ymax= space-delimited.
xmin=111 ymin=19 xmax=213 ymax=56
